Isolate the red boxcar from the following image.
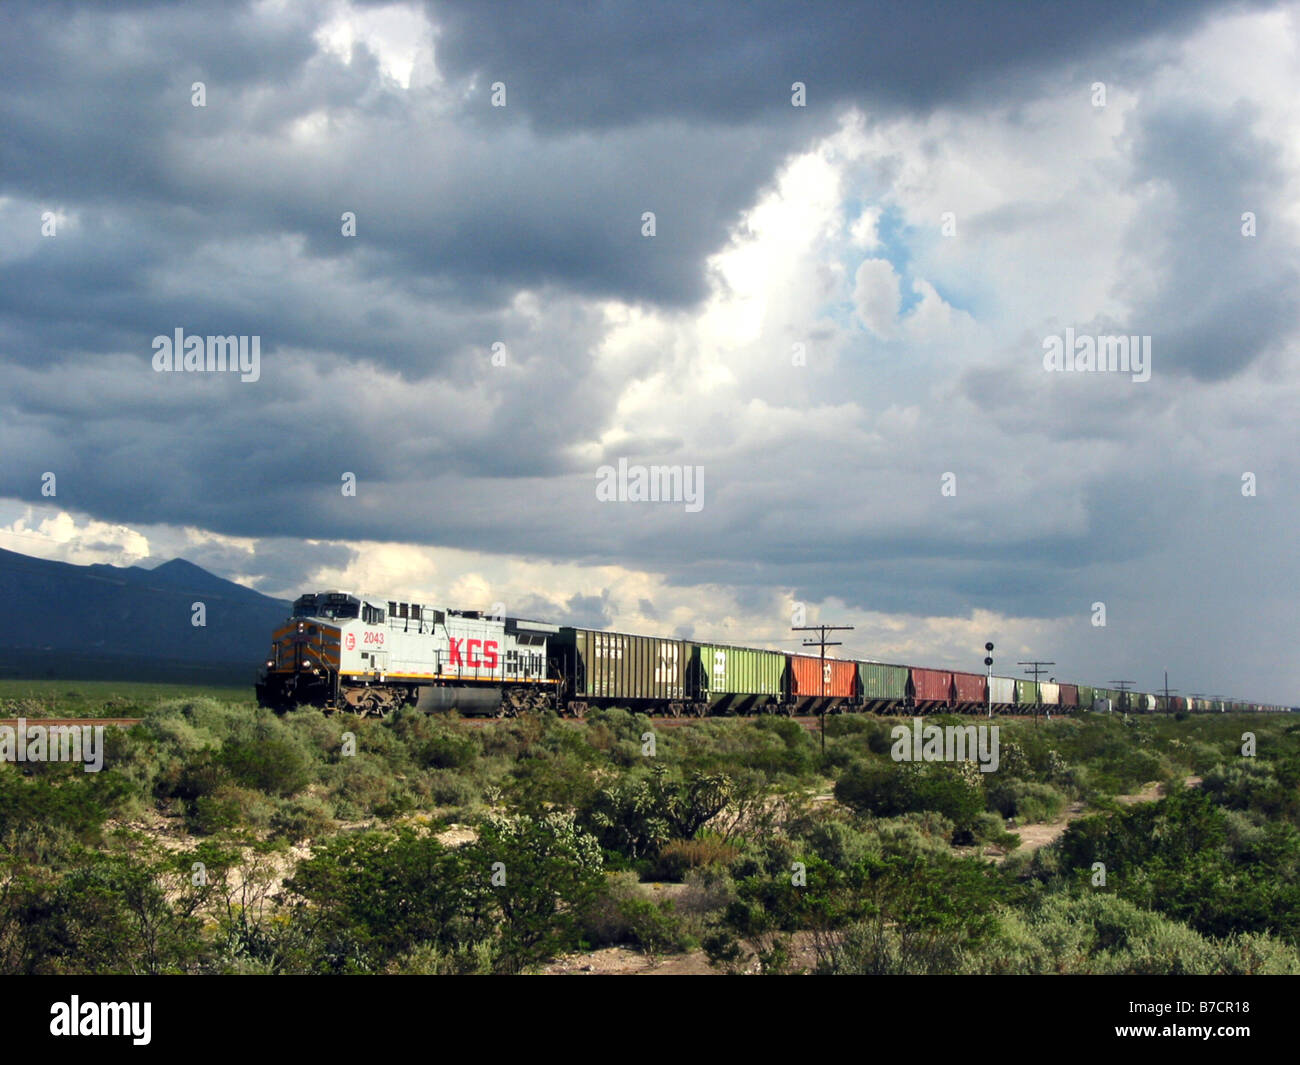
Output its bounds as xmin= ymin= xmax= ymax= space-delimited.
xmin=952 ymin=671 xmax=987 ymax=706
xmin=1059 ymin=683 xmax=1079 ymax=708
xmin=911 ymin=667 xmax=953 ymax=708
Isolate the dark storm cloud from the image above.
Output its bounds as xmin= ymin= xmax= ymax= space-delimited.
xmin=1118 ymin=101 xmax=1300 ymax=380
xmin=0 ymin=0 xmax=819 ymax=314
xmin=426 ymin=0 xmax=1246 ymax=129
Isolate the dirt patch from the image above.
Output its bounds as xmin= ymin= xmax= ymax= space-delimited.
xmin=435 ymin=824 xmax=478 ymax=846
xmin=545 ymin=947 xmax=717 ymax=975
xmin=999 ymin=775 xmax=1202 ymax=861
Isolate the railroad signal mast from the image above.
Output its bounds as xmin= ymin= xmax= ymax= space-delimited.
xmin=984 ymin=642 xmax=994 ymax=718
xmin=793 ymin=623 xmax=854 ymax=755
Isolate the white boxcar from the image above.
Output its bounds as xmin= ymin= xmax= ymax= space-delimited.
xmin=989 ymin=676 xmax=1017 ymax=705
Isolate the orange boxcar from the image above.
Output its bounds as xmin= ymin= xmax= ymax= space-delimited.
xmin=788 ymin=655 xmax=856 ymax=702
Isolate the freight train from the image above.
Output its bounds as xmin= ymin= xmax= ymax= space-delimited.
xmin=254 ymin=589 xmax=1291 ymax=718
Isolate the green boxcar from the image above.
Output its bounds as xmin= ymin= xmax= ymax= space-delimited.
xmin=858 ymin=662 xmax=909 ymax=708
xmin=1078 ymin=684 xmax=1094 ymax=707
xmin=1015 ymin=679 xmax=1040 ymax=706
xmin=556 ymin=627 xmax=687 ymax=710
xmin=687 ymin=642 xmax=784 ymax=714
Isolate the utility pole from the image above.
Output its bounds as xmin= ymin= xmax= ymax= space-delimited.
xmin=793 ymin=624 xmax=854 ymax=756
xmin=1111 ymin=680 xmax=1134 ymax=719
xmin=1019 ymin=660 xmax=1055 ymax=725
xmin=1161 ymin=670 xmax=1178 ymax=714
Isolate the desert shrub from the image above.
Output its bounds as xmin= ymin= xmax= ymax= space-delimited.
xmin=270 ymin=795 xmax=336 ymax=843
xmin=834 ymin=759 xmax=912 ymax=817
xmin=386 ymin=940 xmax=495 ymax=974
xmin=582 ymin=872 xmax=692 ymax=955
xmin=973 ymin=811 xmax=1020 ymax=849
xmin=187 ymin=784 xmax=276 ymax=835
xmin=0 ymin=764 xmax=132 ymax=839
xmin=677 ymin=867 xmax=737 ymax=918
xmin=467 ymin=811 xmax=605 ymax=972
xmin=825 ymin=714 xmax=896 ymax=754
xmin=416 ymin=731 xmax=479 ymax=771
xmin=799 ymin=818 xmax=882 ymax=869
xmin=218 ymin=733 xmax=311 ymax=798
xmin=868 ymin=812 xmax=958 ymax=858
xmin=582 ymin=766 xmax=733 ymax=860
xmin=971 ymin=893 xmax=1300 ymax=975
xmin=986 ymin=779 xmax=1067 ymax=823
xmin=1048 ymin=787 xmax=1300 ymax=942
xmin=650 ymin=835 xmax=740 ymax=881
xmin=7 ymin=849 xmax=205 ymax=974
xmin=285 ymin=829 xmax=486 ymax=972
xmin=1200 ymin=760 xmax=1298 ymax=819
xmin=324 ymin=758 xmax=411 ymax=819
xmin=835 ymin=759 xmax=984 ymax=838
xmin=428 ymin=772 xmax=480 ymax=808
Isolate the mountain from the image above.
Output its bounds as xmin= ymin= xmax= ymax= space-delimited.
xmin=0 ymin=547 xmax=291 ymax=685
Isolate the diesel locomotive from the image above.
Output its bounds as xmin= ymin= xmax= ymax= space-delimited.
xmin=254 ymin=591 xmax=560 ymax=717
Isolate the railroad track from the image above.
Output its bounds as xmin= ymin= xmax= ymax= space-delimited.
xmin=0 ymin=717 xmax=144 ymax=728
xmin=450 ymin=712 xmax=1075 ymax=731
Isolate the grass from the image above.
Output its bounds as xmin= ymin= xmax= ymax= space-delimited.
xmin=0 ymin=678 xmax=250 ymax=716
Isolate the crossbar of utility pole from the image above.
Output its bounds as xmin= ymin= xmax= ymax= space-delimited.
xmin=1110 ymin=680 xmax=1135 ymax=716
xmin=793 ymin=624 xmax=854 ymax=755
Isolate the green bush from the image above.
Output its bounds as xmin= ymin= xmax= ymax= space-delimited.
xmin=835 ymin=759 xmax=984 ymax=837
xmin=218 ymin=734 xmax=311 ymax=798
xmin=270 ymin=795 xmax=336 ymax=843
xmin=986 ymin=779 xmax=1067 ymax=823
xmin=582 ymin=872 xmax=692 ymax=955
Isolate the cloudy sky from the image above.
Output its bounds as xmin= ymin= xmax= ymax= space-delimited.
xmin=2 ymin=0 xmax=1297 ymax=703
